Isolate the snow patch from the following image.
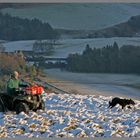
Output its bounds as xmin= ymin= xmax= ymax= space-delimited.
xmin=0 ymin=93 xmax=140 ymax=138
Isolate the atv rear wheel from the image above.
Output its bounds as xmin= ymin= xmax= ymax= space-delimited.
xmin=15 ymin=102 xmax=29 ymax=114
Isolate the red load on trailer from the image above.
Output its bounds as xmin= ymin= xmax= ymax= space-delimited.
xmin=25 ymin=86 xmax=44 ymax=95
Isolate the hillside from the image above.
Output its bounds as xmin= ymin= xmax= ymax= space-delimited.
xmin=0 ymin=93 xmax=140 ymax=138
xmin=88 ymin=15 xmax=140 ymax=38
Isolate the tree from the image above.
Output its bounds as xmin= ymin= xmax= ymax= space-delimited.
xmin=32 ymin=40 xmax=54 ymax=55
xmin=0 ymin=52 xmax=26 ymax=75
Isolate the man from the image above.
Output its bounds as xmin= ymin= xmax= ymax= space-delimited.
xmin=7 ymin=71 xmax=28 ymax=95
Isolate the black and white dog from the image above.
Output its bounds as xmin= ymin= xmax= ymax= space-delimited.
xmin=109 ymin=97 xmax=135 ymax=109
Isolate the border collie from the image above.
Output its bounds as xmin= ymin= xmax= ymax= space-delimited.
xmin=109 ymin=97 xmax=135 ymax=109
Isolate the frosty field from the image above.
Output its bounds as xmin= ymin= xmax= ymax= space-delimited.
xmin=0 ymin=93 xmax=140 ymax=138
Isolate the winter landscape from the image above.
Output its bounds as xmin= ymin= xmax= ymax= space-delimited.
xmin=0 ymin=3 xmax=140 ymax=138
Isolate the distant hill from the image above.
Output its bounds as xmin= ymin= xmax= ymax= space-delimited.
xmin=88 ymin=15 xmax=140 ymax=38
xmin=1 ymin=3 xmax=140 ymax=39
xmin=1 ymin=3 xmax=140 ymax=30
xmin=56 ymin=15 xmax=140 ymax=38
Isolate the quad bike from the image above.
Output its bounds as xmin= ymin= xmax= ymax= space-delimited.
xmin=0 ymin=85 xmax=45 ymax=114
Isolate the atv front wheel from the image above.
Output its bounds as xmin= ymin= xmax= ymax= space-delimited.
xmin=0 ymin=103 xmax=4 ymax=112
xmin=15 ymin=102 xmax=29 ymax=114
xmin=38 ymin=101 xmax=45 ymax=110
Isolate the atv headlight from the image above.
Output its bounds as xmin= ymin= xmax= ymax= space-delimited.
xmin=28 ymin=96 xmax=31 ymax=100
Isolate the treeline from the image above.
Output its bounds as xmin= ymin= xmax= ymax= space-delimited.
xmin=66 ymin=42 xmax=140 ymax=73
xmin=0 ymin=12 xmax=60 ymax=41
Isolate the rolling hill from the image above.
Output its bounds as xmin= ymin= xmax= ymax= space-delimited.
xmin=88 ymin=15 xmax=140 ymax=38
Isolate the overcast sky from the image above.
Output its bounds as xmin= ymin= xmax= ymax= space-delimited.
xmin=1 ymin=0 xmax=140 ymax=3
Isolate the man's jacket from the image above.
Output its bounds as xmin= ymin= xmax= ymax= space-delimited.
xmin=7 ymin=78 xmax=28 ymax=95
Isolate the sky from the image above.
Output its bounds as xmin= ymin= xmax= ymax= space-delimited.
xmin=1 ymin=0 xmax=140 ymax=3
